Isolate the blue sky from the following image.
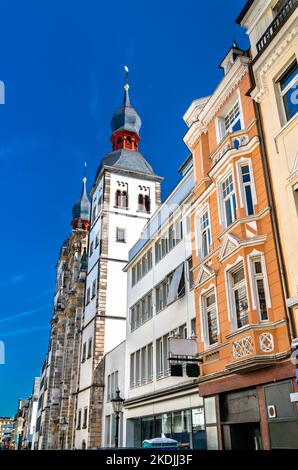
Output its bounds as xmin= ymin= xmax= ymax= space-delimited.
xmin=0 ymin=0 xmax=247 ymax=416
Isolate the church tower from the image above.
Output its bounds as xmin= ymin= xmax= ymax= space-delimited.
xmin=38 ymin=175 xmax=90 ymax=450
xmin=75 ymin=75 xmax=162 ymax=449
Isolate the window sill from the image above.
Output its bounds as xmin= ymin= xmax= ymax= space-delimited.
xmin=114 ymin=206 xmax=129 ymax=211
xmin=131 ymin=315 xmax=153 ymax=332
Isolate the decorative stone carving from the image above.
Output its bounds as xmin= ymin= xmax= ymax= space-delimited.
xmin=232 ymin=336 xmax=254 ymax=359
xmin=259 ymin=332 xmax=274 ymax=353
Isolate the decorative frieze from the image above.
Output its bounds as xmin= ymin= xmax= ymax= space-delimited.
xmin=232 ymin=336 xmax=254 ymax=359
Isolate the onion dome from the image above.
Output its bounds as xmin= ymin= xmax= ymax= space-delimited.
xmin=71 ymin=176 xmax=90 ymax=230
xmin=111 ymin=85 xmax=142 ymax=135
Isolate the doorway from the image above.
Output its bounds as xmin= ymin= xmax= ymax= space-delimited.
xmin=223 ymin=422 xmax=262 ymax=450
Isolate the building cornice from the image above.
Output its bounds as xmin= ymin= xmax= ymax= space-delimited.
xmin=252 ymin=25 xmax=298 ymax=102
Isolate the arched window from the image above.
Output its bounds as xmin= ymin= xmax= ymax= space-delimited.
xmin=138 ymin=194 xmax=144 ymax=212
xmin=115 ymin=190 xmax=128 ymax=209
xmin=82 ymin=440 xmax=86 ymax=450
xmin=117 ymin=137 xmax=123 ymax=145
xmin=145 ymin=195 xmax=151 ymax=213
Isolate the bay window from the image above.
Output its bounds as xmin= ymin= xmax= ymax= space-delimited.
xmin=252 ymin=258 xmax=268 ymax=321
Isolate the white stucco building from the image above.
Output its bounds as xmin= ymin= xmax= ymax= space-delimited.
xmin=101 ymin=156 xmax=206 ymax=449
xmin=74 ymin=84 xmax=162 ymax=449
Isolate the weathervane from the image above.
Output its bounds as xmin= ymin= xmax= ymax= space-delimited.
xmin=124 ymin=65 xmax=129 ymax=91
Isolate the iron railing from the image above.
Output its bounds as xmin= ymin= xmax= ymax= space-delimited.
xmin=256 ymin=0 xmax=298 ymax=54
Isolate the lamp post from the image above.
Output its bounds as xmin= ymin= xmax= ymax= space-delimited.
xmin=111 ymin=388 xmax=124 ymax=448
xmin=60 ymin=417 xmax=68 ymax=450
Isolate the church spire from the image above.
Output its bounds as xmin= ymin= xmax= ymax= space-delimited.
xmin=110 ymin=67 xmax=141 ymax=152
xmin=71 ymin=164 xmax=91 ymax=230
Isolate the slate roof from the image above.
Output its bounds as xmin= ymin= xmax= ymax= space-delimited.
xmin=95 ymin=148 xmax=158 ymax=179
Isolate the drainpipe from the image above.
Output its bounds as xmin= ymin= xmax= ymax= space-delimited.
xmin=253 ymin=100 xmax=295 ymax=341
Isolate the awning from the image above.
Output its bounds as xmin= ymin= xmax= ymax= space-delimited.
xmin=167 ymin=264 xmax=184 ymax=305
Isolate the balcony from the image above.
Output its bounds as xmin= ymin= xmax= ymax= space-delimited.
xmin=209 ymin=129 xmax=250 ymax=168
xmin=256 ymin=0 xmax=298 ymax=55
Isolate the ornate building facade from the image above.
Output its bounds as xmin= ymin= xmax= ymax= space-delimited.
xmin=34 ymin=178 xmax=90 ymax=449
xmin=184 ymin=41 xmax=298 ymax=449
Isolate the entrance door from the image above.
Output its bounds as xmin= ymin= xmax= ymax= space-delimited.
xmin=223 ymin=423 xmax=262 ymax=450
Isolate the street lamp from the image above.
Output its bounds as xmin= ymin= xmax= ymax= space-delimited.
xmin=60 ymin=417 xmax=68 ymax=450
xmin=111 ymin=388 xmax=124 ymax=448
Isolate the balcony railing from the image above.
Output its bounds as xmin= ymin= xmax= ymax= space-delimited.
xmin=256 ymin=0 xmax=298 ymax=55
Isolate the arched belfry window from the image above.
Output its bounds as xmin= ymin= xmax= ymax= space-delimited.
xmin=138 ymin=194 xmax=151 ymax=213
xmin=115 ymin=189 xmax=128 ymax=209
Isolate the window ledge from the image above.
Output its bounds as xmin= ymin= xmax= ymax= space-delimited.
xmin=274 ymin=112 xmax=298 ymax=144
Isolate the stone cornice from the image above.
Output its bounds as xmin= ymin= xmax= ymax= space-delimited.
xmin=252 ymin=25 xmax=298 ymax=102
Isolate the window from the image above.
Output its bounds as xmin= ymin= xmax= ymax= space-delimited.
xmin=252 ymin=258 xmax=268 ymax=321
xmin=231 ymin=265 xmax=249 ymax=329
xmin=155 ymin=217 xmax=183 ymax=263
xmin=198 ymin=210 xmax=211 ymax=258
xmin=156 ymin=334 xmax=170 ymax=379
xmin=95 ymin=233 xmax=99 ymax=248
xmin=89 ymin=241 xmax=94 ymax=257
xmin=222 ymin=174 xmax=237 ymax=227
xmin=81 ymin=342 xmax=86 ymax=363
xmin=116 ymin=227 xmax=126 ymax=243
xmin=239 ymin=164 xmax=254 ymax=216
xmin=86 ymin=287 xmax=90 ymax=305
xmin=217 ymin=100 xmax=243 ymax=142
xmin=91 ymin=279 xmax=96 ymax=298
xmin=77 ymin=409 xmax=82 ymax=429
xmin=92 ymin=206 xmax=97 ymax=223
xmin=130 ymin=344 xmax=153 ymax=388
xmin=131 ymin=249 xmax=153 ymax=285
xmin=107 ymin=371 xmax=118 ymax=400
xmin=131 ymin=291 xmax=153 ymax=331
xmin=83 ymin=407 xmax=88 ymax=429
xmin=115 ymin=190 xmax=128 ymax=209
xmin=87 ymin=338 xmax=92 ymax=358
xmin=188 ymin=258 xmax=194 ymax=290
xmin=191 ymin=318 xmax=197 ymax=338
xmin=203 ymin=291 xmax=218 ymax=346
xmin=278 ymin=60 xmax=298 ymax=122
xmin=156 ymin=265 xmax=185 ymax=313
xmin=105 ymin=416 xmax=111 ymax=447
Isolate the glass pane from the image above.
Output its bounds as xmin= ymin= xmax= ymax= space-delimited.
xmin=162 ymin=413 xmax=172 ymax=437
xmin=241 ymin=165 xmax=251 ymax=183
xmin=204 ymin=396 xmax=217 ymax=424
xmin=207 ymin=308 xmax=218 ymax=345
xmin=254 ymin=261 xmax=262 ymax=274
xmin=283 ymin=86 xmax=298 ymax=121
xmin=206 ymin=426 xmax=219 ymax=450
xmin=225 ymin=198 xmax=233 ymax=226
xmin=245 ymin=185 xmax=254 ymax=215
xmin=279 ymin=61 xmax=298 ymax=91
xmin=257 ymin=279 xmax=268 ymax=320
xmin=133 ymin=419 xmax=142 ymax=448
xmin=233 ymin=267 xmax=245 ymax=285
xmin=142 ymin=417 xmax=155 ymax=441
xmin=172 ymin=410 xmax=192 ymax=450
xmin=192 ymin=408 xmax=207 ymax=450
xmin=235 ymin=285 xmax=249 ymax=328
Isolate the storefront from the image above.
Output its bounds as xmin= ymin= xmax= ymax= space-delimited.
xmin=128 ymin=407 xmax=206 ymax=449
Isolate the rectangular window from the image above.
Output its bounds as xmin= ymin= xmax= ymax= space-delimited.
xmin=83 ymin=407 xmax=88 ymax=429
xmin=87 ymin=338 xmax=92 ymax=358
xmin=156 ymin=338 xmax=164 ymax=378
xmin=130 ymin=353 xmax=135 ymax=388
xmin=252 ymin=258 xmax=268 ymax=321
xmin=81 ymin=342 xmax=86 ymax=362
xmin=105 ymin=416 xmax=111 ymax=447
xmin=141 ymin=347 xmax=147 ymax=384
xmin=240 ymin=165 xmax=254 ymax=216
xmin=204 ymin=291 xmax=218 ymax=346
xmin=107 ymin=374 xmax=111 ymax=401
xmin=89 ymin=241 xmax=94 ymax=257
xmin=116 ymin=227 xmax=126 ymax=243
xmin=224 ymin=101 xmax=241 ymax=135
xmin=136 ymin=350 xmax=140 ymax=386
xmin=199 ymin=210 xmax=211 ymax=258
xmin=86 ymin=287 xmax=91 ymax=305
xmin=91 ymin=279 xmax=96 ymax=298
xmin=191 ymin=318 xmax=196 ymax=338
xmin=278 ymin=60 xmax=298 ymax=122
xmin=77 ymin=409 xmax=82 ymax=429
xmin=231 ymin=265 xmax=249 ymax=329
xmin=222 ymin=174 xmax=237 ymax=227
xmin=147 ymin=343 xmax=153 ymax=381
xmin=188 ymin=258 xmax=194 ymax=290
xmin=132 ymin=266 xmax=136 ymax=286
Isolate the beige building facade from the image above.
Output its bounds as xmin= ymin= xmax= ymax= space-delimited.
xmin=237 ymin=0 xmax=298 ymax=338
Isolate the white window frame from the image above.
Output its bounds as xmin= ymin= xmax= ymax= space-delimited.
xmin=116 ymin=227 xmax=126 ymax=243
xmin=200 ymin=285 xmax=219 ymax=349
xmin=247 ymin=250 xmax=271 ymax=321
xmin=225 ymin=257 xmax=250 ymax=331
xmin=236 ymin=157 xmax=257 ymax=215
xmin=215 ymin=92 xmax=245 ymax=144
xmin=220 ymin=172 xmax=237 ymax=228
xmin=276 ymin=59 xmax=298 ymax=125
xmin=196 ymin=205 xmax=212 ymax=259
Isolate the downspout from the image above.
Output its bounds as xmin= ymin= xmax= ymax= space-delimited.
xmin=253 ymin=99 xmax=295 ymax=341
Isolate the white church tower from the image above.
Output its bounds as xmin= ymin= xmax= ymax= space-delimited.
xmin=75 ymin=77 xmax=162 ymax=449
